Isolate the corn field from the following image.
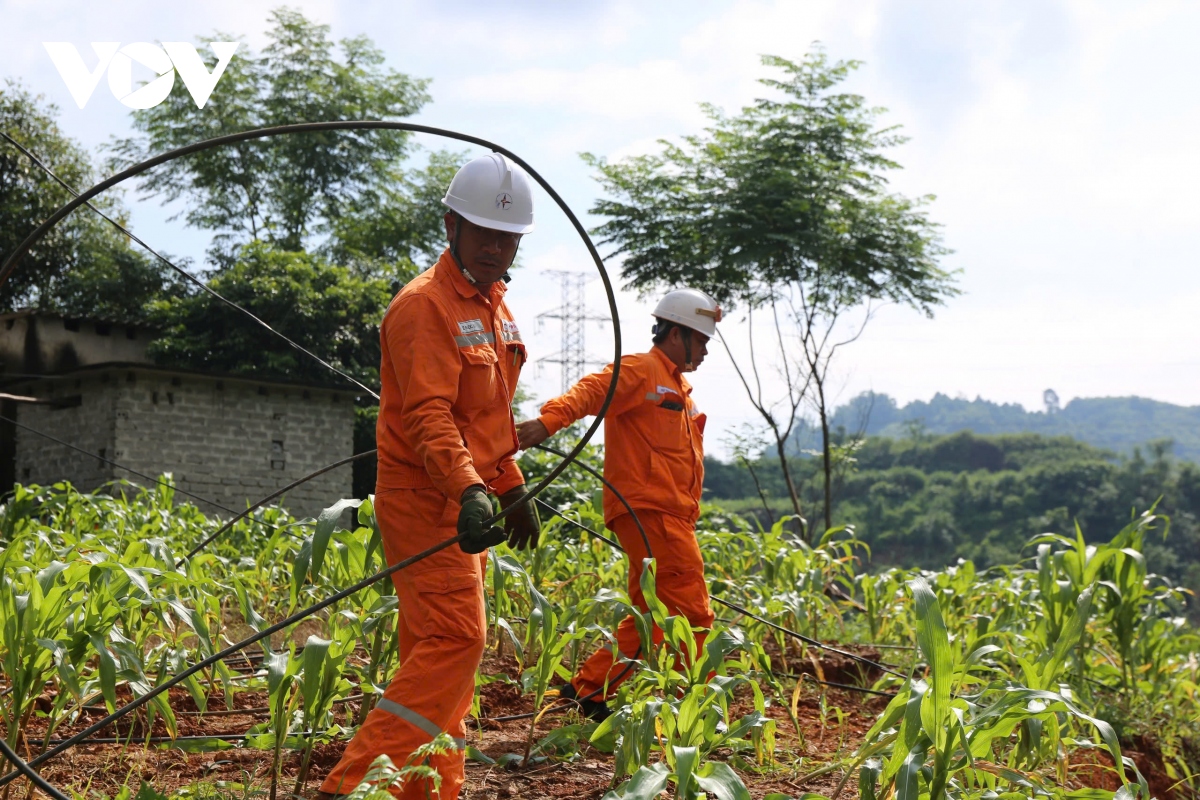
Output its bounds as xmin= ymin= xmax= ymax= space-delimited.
xmin=0 ymin=448 xmax=1197 ymax=800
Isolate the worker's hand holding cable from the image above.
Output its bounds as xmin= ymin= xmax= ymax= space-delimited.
xmin=457 ymin=485 xmax=505 ymax=554
xmin=498 ymin=485 xmax=540 ymax=550
xmin=516 ymin=419 xmax=550 ymax=450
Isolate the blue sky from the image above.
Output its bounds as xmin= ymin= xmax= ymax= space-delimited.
xmin=3 ymin=1 xmax=1198 ymax=456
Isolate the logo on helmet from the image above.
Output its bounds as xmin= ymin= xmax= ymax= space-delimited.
xmin=495 ymin=192 xmax=513 ymax=210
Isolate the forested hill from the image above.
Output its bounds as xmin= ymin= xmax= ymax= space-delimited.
xmin=815 ymin=392 xmax=1200 ymax=463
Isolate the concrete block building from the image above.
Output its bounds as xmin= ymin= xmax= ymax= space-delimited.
xmin=0 ymin=312 xmax=357 ymax=519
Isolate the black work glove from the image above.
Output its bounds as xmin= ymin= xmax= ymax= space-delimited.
xmin=498 ymin=485 xmax=541 ymax=551
xmin=457 ymin=485 xmax=505 ymax=555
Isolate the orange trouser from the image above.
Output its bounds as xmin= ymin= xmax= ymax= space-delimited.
xmin=321 ymin=487 xmax=486 ymax=800
xmin=570 ymin=510 xmax=715 ymax=700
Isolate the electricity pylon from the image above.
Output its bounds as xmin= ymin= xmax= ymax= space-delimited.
xmin=536 ymin=271 xmax=609 ymax=393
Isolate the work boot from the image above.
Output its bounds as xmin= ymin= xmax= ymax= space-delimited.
xmin=558 ymin=683 xmax=612 ymax=722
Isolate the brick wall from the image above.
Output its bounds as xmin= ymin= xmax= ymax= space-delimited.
xmin=15 ymin=372 xmax=117 ymax=489
xmin=14 ymin=367 xmax=356 ymax=519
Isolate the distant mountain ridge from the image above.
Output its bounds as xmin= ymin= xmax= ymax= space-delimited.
xmin=815 ymin=392 xmax=1200 ymax=463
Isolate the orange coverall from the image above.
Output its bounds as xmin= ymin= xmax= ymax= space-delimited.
xmin=321 ymin=250 xmax=526 ymax=799
xmin=537 ymin=346 xmax=714 ymax=700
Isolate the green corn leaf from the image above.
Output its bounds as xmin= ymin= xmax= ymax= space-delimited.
xmin=133 ymin=781 xmax=169 ymax=800
xmin=465 ymin=745 xmax=495 ymax=765
xmin=160 ymin=737 xmax=236 ymax=753
xmin=233 ymin=579 xmax=268 ymax=632
xmin=589 ymin=707 xmax=624 ymax=752
xmin=894 ymin=738 xmax=930 ymax=800
xmin=1041 ymin=586 xmax=1094 ymax=687
xmin=266 ymin=648 xmax=295 ymax=699
xmin=694 ymin=761 xmax=752 ymax=800
xmin=35 ymin=561 xmax=68 ymax=595
xmin=610 ymin=763 xmax=671 ymax=800
xmin=120 ymin=565 xmax=153 ymax=600
xmin=859 ymin=757 xmax=882 ymax=800
xmin=639 ymin=559 xmax=671 ymax=627
xmin=863 ymin=681 xmax=912 ymax=743
xmin=301 ymin=635 xmax=333 ymax=717
xmin=292 ymin=535 xmax=314 ymax=597
xmin=312 ymin=499 xmax=362 ymax=585
xmin=908 ymin=577 xmax=953 ymax=751
xmin=37 ymin=639 xmax=81 ymax=698
xmin=90 ymin=633 xmax=119 ymax=712
xmin=673 ymin=745 xmax=698 ymax=799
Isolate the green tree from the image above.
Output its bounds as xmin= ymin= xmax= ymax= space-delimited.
xmin=147 ymin=240 xmax=396 ymax=388
xmin=105 ymin=9 xmax=465 ymax=499
xmin=585 ymin=51 xmax=956 ymax=539
xmin=0 ymin=81 xmax=175 ymax=318
xmin=107 ymin=8 xmax=448 ymax=266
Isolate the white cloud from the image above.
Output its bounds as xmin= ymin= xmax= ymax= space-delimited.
xmin=4 ymin=0 xmax=1199 ymax=455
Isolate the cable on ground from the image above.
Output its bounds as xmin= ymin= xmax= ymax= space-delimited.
xmin=532 ymin=444 xmax=904 ymax=680
xmin=177 ymin=450 xmax=376 ymax=564
xmin=0 ymin=122 xmax=624 ymax=792
xmin=0 ymin=722 xmax=79 ymax=800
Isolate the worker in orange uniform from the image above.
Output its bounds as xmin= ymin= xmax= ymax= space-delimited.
xmin=317 ymin=153 xmax=541 ymax=800
xmin=516 ymin=289 xmax=721 ymax=719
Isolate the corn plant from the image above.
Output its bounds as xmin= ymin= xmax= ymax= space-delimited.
xmin=847 ymin=576 xmax=1145 ymax=800
xmin=0 ymin=552 xmax=88 ymax=753
xmin=520 ymin=581 xmax=586 ymax=762
xmin=292 ymin=631 xmax=355 ymax=795
xmin=252 ymin=645 xmax=300 ymax=800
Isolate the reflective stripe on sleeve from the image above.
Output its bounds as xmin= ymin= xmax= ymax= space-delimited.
xmin=454 ymin=332 xmax=496 ymax=347
xmin=376 ymin=698 xmax=466 ymax=749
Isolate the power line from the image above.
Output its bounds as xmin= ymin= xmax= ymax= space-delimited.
xmin=0 ymin=131 xmax=380 ymax=400
xmin=0 ymin=119 xmax=624 ymax=536
xmin=0 ymin=121 xmax=626 ymax=793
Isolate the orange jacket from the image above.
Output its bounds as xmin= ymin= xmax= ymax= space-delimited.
xmin=538 ymin=347 xmax=706 ymax=524
xmin=376 ymin=249 xmax=527 ymax=500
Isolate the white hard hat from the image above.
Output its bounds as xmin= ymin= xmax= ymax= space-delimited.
xmin=442 ymin=153 xmax=535 ymax=235
xmin=653 ymin=288 xmax=723 ymax=338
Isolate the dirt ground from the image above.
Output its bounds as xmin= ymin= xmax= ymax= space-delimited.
xmin=9 ymin=645 xmax=1187 ymax=800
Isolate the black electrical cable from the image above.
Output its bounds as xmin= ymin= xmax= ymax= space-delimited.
xmin=38 ymin=733 xmax=315 ymax=747
xmin=0 ymin=122 xmax=624 ymax=792
xmin=0 ymin=131 xmax=378 ymax=400
xmin=539 ymin=501 xmax=903 ymax=680
xmin=532 ymin=444 xmax=653 ymax=558
xmin=0 ymin=532 xmax=464 ymax=788
xmin=0 ymin=737 xmax=71 ymax=800
xmin=792 ymin=673 xmax=896 ymax=698
xmin=478 ymin=669 xmax=897 ymax=723
xmin=529 ymin=446 xmax=903 ymax=680
xmin=0 ymin=412 xmax=300 ymax=540
xmin=177 ymin=450 xmax=376 ymax=565
xmin=0 ymin=120 xmax=622 ymax=531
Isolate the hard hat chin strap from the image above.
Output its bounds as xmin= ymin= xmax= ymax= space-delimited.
xmin=449 ymin=212 xmax=475 ymax=284
xmin=681 ymin=326 xmax=696 ymax=373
